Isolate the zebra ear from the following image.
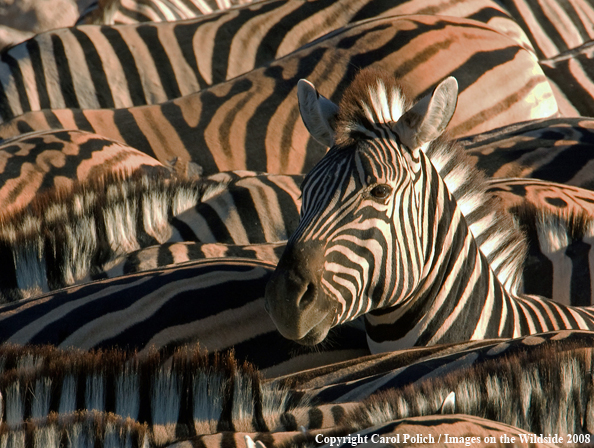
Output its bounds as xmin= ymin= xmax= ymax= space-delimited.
xmin=297 ymin=79 xmax=339 ymax=147
xmin=393 ymin=77 xmax=458 ymax=150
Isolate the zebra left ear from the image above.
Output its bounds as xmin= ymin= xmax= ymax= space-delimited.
xmin=393 ymin=77 xmax=458 ymax=150
xmin=298 ymin=79 xmax=340 ymax=147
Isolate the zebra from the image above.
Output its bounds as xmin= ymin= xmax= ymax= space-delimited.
xmin=0 ymin=170 xmax=229 ymax=301
xmin=460 ymin=117 xmax=594 ymax=190
xmin=77 ymin=0 xmax=254 ymax=25
xmin=0 ymin=0 xmax=533 ymax=120
xmin=0 ymin=14 xmax=556 ymax=175
xmin=264 ymin=67 xmax=594 ymax=353
xmin=0 ymin=129 xmax=181 ymax=216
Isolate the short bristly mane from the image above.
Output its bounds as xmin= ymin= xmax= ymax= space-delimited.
xmin=334 ymin=68 xmax=527 ymax=294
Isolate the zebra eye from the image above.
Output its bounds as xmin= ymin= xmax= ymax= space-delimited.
xmin=370 ymin=184 xmax=392 ymax=200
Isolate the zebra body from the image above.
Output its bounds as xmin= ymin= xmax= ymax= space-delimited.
xmin=0 ymin=0 xmax=533 ymax=121
xmin=0 ymin=129 xmax=176 ymax=216
xmin=264 ymin=68 xmax=594 ymax=353
xmin=103 ymin=241 xmax=287 ymax=279
xmin=0 ymin=168 xmax=304 ymax=299
xmin=0 ymin=15 xmax=556 ymax=175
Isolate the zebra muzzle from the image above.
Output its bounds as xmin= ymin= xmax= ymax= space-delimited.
xmin=264 ymin=241 xmax=335 ymax=345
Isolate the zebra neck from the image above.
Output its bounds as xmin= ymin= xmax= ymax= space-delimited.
xmin=365 ymin=205 xmax=594 ymax=353
xmin=364 ymin=174 xmax=594 ymax=353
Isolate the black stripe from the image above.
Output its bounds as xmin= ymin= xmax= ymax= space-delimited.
xmin=0 ymin=240 xmax=23 ymax=302
xmin=136 ymin=24 xmax=181 ymax=100
xmin=253 ymin=0 xmax=336 ymax=68
xmin=112 ymin=108 xmax=158 ymax=159
xmin=51 ymin=35 xmax=80 ymax=108
xmin=70 ymin=28 xmax=115 ymax=108
xmin=0 ymin=51 xmax=31 ymax=115
xmin=170 ymin=217 xmax=200 ymax=241
xmin=566 ymin=239 xmax=593 ymax=307
xmin=173 ymin=19 xmax=217 ymax=89
xmin=232 ymin=188 xmax=267 ymax=243
xmin=100 ymin=26 xmax=148 ymax=106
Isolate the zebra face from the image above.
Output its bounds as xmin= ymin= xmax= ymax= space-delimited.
xmin=265 ymin=69 xmax=458 ymax=345
xmin=266 ymin=141 xmax=423 ymax=345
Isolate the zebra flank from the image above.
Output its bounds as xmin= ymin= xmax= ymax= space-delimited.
xmin=540 ymin=42 xmax=594 ymax=117
xmin=265 ymin=67 xmax=594 ymax=353
xmin=174 ymin=171 xmax=302 ymax=245
xmin=0 ymin=14 xmax=555 ymax=175
xmin=1 ymin=0 xmax=532 ymax=120
xmin=0 ymin=129 xmax=174 ymax=216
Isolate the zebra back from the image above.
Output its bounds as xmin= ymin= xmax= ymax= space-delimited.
xmin=0 ymin=15 xmax=556 ymax=175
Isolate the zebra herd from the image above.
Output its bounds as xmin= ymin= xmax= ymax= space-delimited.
xmin=2 ymin=0 xmax=594 ymax=446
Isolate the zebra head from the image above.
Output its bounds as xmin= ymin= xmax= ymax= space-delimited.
xmin=265 ymin=68 xmax=458 ymax=345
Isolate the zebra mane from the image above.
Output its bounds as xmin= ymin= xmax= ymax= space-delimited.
xmin=0 ymin=410 xmax=149 ymax=447
xmin=0 ymin=169 xmax=228 ymax=302
xmin=346 ymin=334 xmax=594 ymax=437
xmin=0 ymin=343 xmax=306 ymax=444
xmin=333 ymin=68 xmax=527 ymax=294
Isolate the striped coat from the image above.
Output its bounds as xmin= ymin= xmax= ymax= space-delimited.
xmin=0 ymin=15 xmax=557 ymax=175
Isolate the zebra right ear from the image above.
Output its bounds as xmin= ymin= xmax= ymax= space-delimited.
xmin=297 ymin=79 xmax=339 ymax=147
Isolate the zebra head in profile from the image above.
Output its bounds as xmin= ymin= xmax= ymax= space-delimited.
xmin=265 ymin=68 xmax=594 ymax=352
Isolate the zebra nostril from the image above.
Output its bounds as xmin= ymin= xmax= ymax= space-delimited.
xmin=297 ymin=282 xmax=317 ymax=310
